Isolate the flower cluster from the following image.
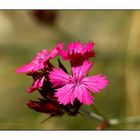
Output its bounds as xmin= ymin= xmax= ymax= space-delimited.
xmin=16 ymin=41 xmax=108 ymax=118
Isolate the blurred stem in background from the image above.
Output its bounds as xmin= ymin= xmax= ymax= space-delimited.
xmin=81 ymin=107 xmax=140 ymax=130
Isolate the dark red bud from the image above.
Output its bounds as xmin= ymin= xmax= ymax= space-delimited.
xmin=27 ymin=100 xmax=63 ymax=114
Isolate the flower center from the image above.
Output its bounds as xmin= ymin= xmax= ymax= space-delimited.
xmin=70 ymin=75 xmax=83 ymax=86
xmin=76 ymin=80 xmax=80 ymax=86
xmin=73 ymin=77 xmax=82 ymax=86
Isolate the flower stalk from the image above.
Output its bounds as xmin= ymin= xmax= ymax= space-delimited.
xmin=81 ymin=108 xmax=140 ymax=129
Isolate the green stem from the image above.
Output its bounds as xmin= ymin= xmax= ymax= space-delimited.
xmin=81 ymin=108 xmax=140 ymax=127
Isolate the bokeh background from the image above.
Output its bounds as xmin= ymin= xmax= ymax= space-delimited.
xmin=0 ymin=10 xmax=140 ymax=130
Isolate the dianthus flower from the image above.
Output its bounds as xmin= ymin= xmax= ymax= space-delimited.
xmin=57 ymin=41 xmax=96 ymax=66
xmin=49 ymin=60 xmax=108 ymax=105
xmin=16 ymin=43 xmax=63 ymax=73
xmin=16 ymin=44 xmax=63 ymax=93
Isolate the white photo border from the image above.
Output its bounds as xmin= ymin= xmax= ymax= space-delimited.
xmin=0 ymin=0 xmax=139 ymax=9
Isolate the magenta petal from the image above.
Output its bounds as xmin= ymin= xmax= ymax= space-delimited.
xmin=56 ymin=42 xmax=67 ymax=60
xmin=68 ymin=41 xmax=83 ymax=54
xmin=73 ymin=85 xmax=94 ymax=105
xmin=46 ymin=43 xmax=64 ymax=61
xmin=57 ymin=48 xmax=68 ymax=60
xmin=49 ymin=68 xmax=71 ymax=88
xmin=31 ymin=63 xmax=45 ymax=72
xmin=32 ymin=49 xmax=49 ymax=65
xmin=16 ymin=63 xmax=34 ymax=73
xmin=67 ymin=42 xmax=75 ymax=54
xmin=16 ymin=63 xmax=45 ymax=73
xmin=83 ymin=42 xmax=95 ymax=53
xmin=55 ymin=84 xmax=75 ymax=105
xmin=56 ymin=43 xmax=64 ymax=50
xmin=72 ymin=60 xmax=93 ymax=79
xmin=82 ymin=74 xmax=109 ymax=93
xmin=33 ymin=49 xmax=49 ymax=61
xmin=16 ymin=44 xmax=63 ymax=74
xmin=16 ymin=49 xmax=49 ymax=73
xmin=27 ymin=76 xmax=45 ymax=93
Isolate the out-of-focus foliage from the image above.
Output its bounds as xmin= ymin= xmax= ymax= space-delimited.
xmin=0 ymin=10 xmax=139 ymax=130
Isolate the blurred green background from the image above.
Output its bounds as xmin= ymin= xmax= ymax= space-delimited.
xmin=0 ymin=10 xmax=140 ymax=130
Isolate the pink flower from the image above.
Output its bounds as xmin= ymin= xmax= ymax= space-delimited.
xmin=57 ymin=41 xmax=96 ymax=66
xmin=27 ymin=75 xmax=45 ymax=93
xmin=16 ymin=43 xmax=64 ymax=73
xmin=49 ymin=60 xmax=108 ymax=105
